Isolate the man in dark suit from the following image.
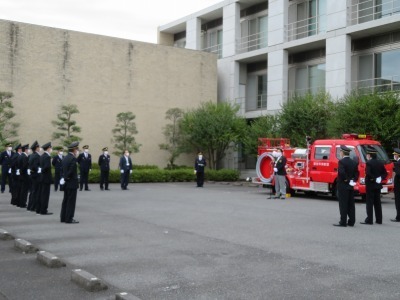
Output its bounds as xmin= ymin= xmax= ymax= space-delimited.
xmin=10 ymin=144 xmax=22 ymax=206
xmin=37 ymin=142 xmax=53 ymax=215
xmin=0 ymin=143 xmax=14 ymax=193
xmin=98 ymin=147 xmax=110 ymax=191
xmin=77 ymin=145 xmax=92 ymax=191
xmin=60 ymin=141 xmax=79 ymax=224
xmin=17 ymin=144 xmax=30 ymax=208
xmin=52 ymin=147 xmax=64 ymax=192
xmin=361 ymin=147 xmax=388 ymax=225
xmin=334 ymin=145 xmax=359 ymax=227
xmin=119 ymin=150 xmax=132 ymax=190
xmin=271 ymin=148 xmax=287 ymax=199
xmin=194 ymin=152 xmax=206 ymax=187
xmin=391 ymin=148 xmax=400 ymax=222
xmin=27 ymin=141 xmax=41 ymax=212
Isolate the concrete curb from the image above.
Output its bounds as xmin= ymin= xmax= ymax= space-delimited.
xmin=71 ymin=269 xmax=108 ymax=292
xmin=36 ymin=251 xmax=66 ymax=268
xmin=115 ymin=292 xmax=142 ymax=300
xmin=0 ymin=229 xmax=14 ymax=240
xmin=14 ymin=239 xmax=38 ymax=253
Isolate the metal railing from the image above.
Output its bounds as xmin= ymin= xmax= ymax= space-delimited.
xmin=288 ymin=87 xmax=326 ymax=99
xmin=349 ymin=0 xmax=400 ymax=25
xmin=236 ymin=31 xmax=268 ymax=54
xmin=235 ymin=94 xmax=268 ymax=114
xmin=352 ymin=76 xmax=400 ymax=93
xmin=202 ymin=44 xmax=222 ymax=58
xmin=286 ymin=14 xmax=326 ymax=41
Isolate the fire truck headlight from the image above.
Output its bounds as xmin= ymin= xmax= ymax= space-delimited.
xmin=360 ymin=178 xmax=365 ymax=185
xmin=387 ymin=178 xmax=393 ymax=184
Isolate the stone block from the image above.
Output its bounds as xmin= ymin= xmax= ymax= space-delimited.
xmin=71 ymin=269 xmax=108 ymax=292
xmin=36 ymin=251 xmax=66 ymax=268
xmin=115 ymin=292 xmax=142 ymax=300
xmin=14 ymin=239 xmax=38 ymax=253
xmin=0 ymin=229 xmax=14 ymax=240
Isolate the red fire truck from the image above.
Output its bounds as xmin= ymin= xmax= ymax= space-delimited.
xmin=253 ymin=134 xmax=394 ymax=198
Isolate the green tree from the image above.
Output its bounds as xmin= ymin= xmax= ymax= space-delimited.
xmin=180 ymin=102 xmax=247 ymax=169
xmin=279 ymin=92 xmax=336 ymax=147
xmin=159 ymin=108 xmax=190 ymax=168
xmin=0 ymin=91 xmax=19 ymax=146
xmin=327 ymin=91 xmax=400 ymax=150
xmin=242 ymin=115 xmax=281 ymax=157
xmin=112 ymin=112 xmax=141 ymax=156
xmin=51 ymin=104 xmax=82 ymax=147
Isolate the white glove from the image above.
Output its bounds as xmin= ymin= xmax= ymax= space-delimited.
xmin=89 ymin=169 xmax=91 ymax=172
xmin=130 ymin=170 xmax=132 ymax=174
xmin=376 ymin=176 xmax=382 ymax=184
xmin=38 ymin=167 xmax=42 ymax=174
xmin=349 ymin=180 xmax=356 ymax=187
xmin=16 ymin=169 xmax=20 ymax=176
xmin=120 ymin=170 xmax=124 ymax=174
xmin=27 ymin=169 xmax=31 ymax=175
xmin=60 ymin=178 xmax=65 ymax=185
xmin=8 ymin=168 xmax=11 ymax=174
xmin=273 ymin=168 xmax=278 ymax=173
xmin=194 ymin=170 xmax=197 ymax=174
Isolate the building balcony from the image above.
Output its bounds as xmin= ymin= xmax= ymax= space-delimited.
xmin=288 ymin=87 xmax=325 ymax=99
xmin=202 ymin=43 xmax=222 ymax=58
xmin=349 ymin=0 xmax=400 ymax=25
xmin=352 ymin=76 xmax=400 ymax=93
xmin=236 ymin=94 xmax=268 ymax=115
xmin=286 ymin=15 xmax=326 ymax=41
xmin=236 ymin=31 xmax=268 ymax=54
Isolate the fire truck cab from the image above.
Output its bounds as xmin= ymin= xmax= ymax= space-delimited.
xmin=253 ymin=134 xmax=394 ymax=198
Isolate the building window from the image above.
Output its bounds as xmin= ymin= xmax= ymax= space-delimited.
xmin=246 ymin=72 xmax=268 ymax=111
xmin=350 ymin=0 xmax=400 ymax=25
xmin=202 ymin=29 xmax=223 ymax=58
xmin=287 ymin=0 xmax=326 ymax=41
xmin=354 ymin=48 xmax=400 ymax=92
xmin=173 ymin=31 xmax=186 ymax=48
xmin=289 ymin=63 xmax=326 ymax=97
xmin=238 ymin=14 xmax=268 ymax=53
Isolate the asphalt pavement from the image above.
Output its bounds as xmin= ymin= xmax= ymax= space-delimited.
xmin=1 ymin=182 xmax=400 ymax=300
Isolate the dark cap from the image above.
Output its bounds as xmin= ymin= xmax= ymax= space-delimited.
xmin=393 ymin=148 xmax=400 ymax=155
xmin=21 ymin=144 xmax=29 ymax=151
xmin=82 ymin=145 xmax=89 ymax=149
xmin=68 ymin=141 xmax=79 ymax=150
xmin=5 ymin=143 xmax=12 ymax=147
xmin=102 ymin=147 xmax=108 ymax=151
xmin=14 ymin=144 xmax=21 ymax=151
xmin=198 ymin=151 xmax=203 ymax=155
xmin=31 ymin=141 xmax=39 ymax=150
xmin=340 ymin=145 xmax=351 ymax=153
xmin=42 ymin=142 xmax=52 ymax=150
xmin=366 ymin=147 xmax=378 ymax=154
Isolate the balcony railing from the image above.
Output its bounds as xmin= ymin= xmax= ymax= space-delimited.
xmin=236 ymin=94 xmax=268 ymax=114
xmin=236 ymin=31 xmax=268 ymax=54
xmin=202 ymin=44 xmax=222 ymax=58
xmin=349 ymin=0 xmax=400 ymax=25
xmin=288 ymin=87 xmax=325 ymax=99
xmin=286 ymin=15 xmax=326 ymax=41
xmin=352 ymin=76 xmax=400 ymax=93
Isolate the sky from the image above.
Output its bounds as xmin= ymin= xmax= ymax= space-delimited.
xmin=0 ymin=0 xmax=222 ymax=43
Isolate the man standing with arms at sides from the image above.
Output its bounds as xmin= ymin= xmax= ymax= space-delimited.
xmin=52 ymin=147 xmax=64 ymax=192
xmin=27 ymin=141 xmax=41 ymax=212
xmin=98 ymin=147 xmax=110 ymax=191
xmin=37 ymin=142 xmax=53 ymax=215
xmin=361 ymin=147 xmax=388 ymax=225
xmin=77 ymin=145 xmax=92 ymax=191
xmin=391 ymin=148 xmax=400 ymax=223
xmin=0 ymin=143 xmax=14 ymax=193
xmin=333 ymin=145 xmax=359 ymax=227
xmin=10 ymin=144 xmax=22 ymax=206
xmin=194 ymin=152 xmax=206 ymax=187
xmin=60 ymin=142 xmax=79 ymax=224
xmin=270 ymin=148 xmax=287 ymax=199
xmin=17 ymin=144 xmax=29 ymax=208
xmin=119 ymin=150 xmax=132 ymax=190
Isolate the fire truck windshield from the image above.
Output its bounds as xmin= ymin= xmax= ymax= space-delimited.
xmin=358 ymin=145 xmax=390 ymax=164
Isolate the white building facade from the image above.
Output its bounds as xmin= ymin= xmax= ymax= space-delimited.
xmin=159 ymin=0 xmax=400 ymax=171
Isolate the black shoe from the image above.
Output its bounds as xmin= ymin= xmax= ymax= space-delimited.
xmin=333 ymin=223 xmax=347 ymax=227
xmin=66 ymin=219 xmax=79 ymax=224
xmin=360 ymin=222 xmax=373 ymax=225
xmin=1 ymin=191 xmax=4 ymax=193
xmin=376 ymin=221 xmax=382 ymax=224
xmin=40 ymin=212 xmax=53 ymax=215
xmin=100 ymin=187 xmax=104 ymax=191
xmin=105 ymin=188 xmax=110 ymax=191
xmin=85 ymin=189 xmax=91 ymax=191
xmin=347 ymin=224 xmax=354 ymax=227
xmin=79 ymin=188 xmax=82 ymax=191
xmin=391 ymin=219 xmax=400 ymax=222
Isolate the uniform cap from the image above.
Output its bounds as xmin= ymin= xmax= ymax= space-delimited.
xmin=82 ymin=145 xmax=89 ymax=149
xmin=21 ymin=144 xmax=29 ymax=151
xmin=30 ymin=141 xmax=39 ymax=150
xmin=5 ymin=143 xmax=12 ymax=147
xmin=68 ymin=141 xmax=79 ymax=150
xmin=53 ymin=146 xmax=62 ymax=151
xmin=393 ymin=148 xmax=400 ymax=155
xmin=198 ymin=151 xmax=202 ymax=155
xmin=14 ymin=144 xmax=21 ymax=151
xmin=340 ymin=145 xmax=351 ymax=153
xmin=42 ymin=142 xmax=52 ymax=150
xmin=102 ymin=147 xmax=108 ymax=151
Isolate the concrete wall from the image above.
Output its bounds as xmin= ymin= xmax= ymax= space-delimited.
xmin=0 ymin=20 xmax=217 ymax=168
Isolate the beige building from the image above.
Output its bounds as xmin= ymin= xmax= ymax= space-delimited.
xmin=0 ymin=19 xmax=217 ymax=168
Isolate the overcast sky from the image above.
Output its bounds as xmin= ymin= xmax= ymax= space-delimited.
xmin=0 ymin=0 xmax=222 ymax=43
